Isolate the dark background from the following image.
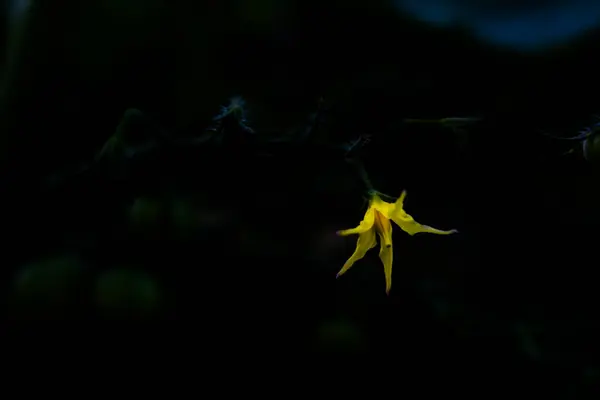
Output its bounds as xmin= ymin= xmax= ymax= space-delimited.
xmin=1 ymin=0 xmax=600 ymax=393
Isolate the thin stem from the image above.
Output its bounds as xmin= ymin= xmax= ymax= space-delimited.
xmin=350 ymin=159 xmax=398 ymax=202
xmin=350 ymin=159 xmax=374 ymax=194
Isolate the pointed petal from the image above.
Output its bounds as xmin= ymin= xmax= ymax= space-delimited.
xmin=374 ymin=211 xmax=393 ymax=248
xmin=391 ymin=191 xmax=457 ymax=236
xmin=419 ymin=225 xmax=458 ymax=235
xmin=392 ymin=211 xmax=458 ymax=236
xmin=337 ymin=230 xmax=377 ymax=278
xmin=397 ymin=190 xmax=407 ymax=206
xmin=337 ymin=206 xmax=375 ymax=236
xmin=378 ymin=239 xmax=393 ymax=295
xmin=374 ymin=214 xmax=394 ymax=294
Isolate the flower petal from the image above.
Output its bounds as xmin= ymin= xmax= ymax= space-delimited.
xmin=374 ymin=211 xmax=393 ymax=248
xmin=337 ymin=206 xmax=375 ymax=236
xmin=378 ymin=239 xmax=393 ymax=295
xmin=369 ymin=194 xmax=396 ymax=218
xmin=392 ymin=211 xmax=458 ymax=236
xmin=391 ymin=191 xmax=457 ymax=236
xmin=336 ymin=230 xmax=377 ymax=278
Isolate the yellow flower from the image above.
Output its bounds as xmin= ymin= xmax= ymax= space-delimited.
xmin=337 ymin=191 xmax=457 ymax=294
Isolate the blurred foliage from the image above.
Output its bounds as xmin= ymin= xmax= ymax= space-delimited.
xmin=95 ymin=268 xmax=162 ymax=319
xmin=9 ymin=255 xmax=88 ymax=319
xmin=315 ymin=317 xmax=366 ymax=354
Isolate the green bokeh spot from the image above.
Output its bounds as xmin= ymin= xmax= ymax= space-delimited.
xmin=95 ymin=268 xmax=162 ymax=319
xmin=129 ymin=197 xmax=162 ymax=227
xmin=316 ymin=318 xmax=364 ymax=353
xmin=11 ymin=255 xmax=86 ymax=318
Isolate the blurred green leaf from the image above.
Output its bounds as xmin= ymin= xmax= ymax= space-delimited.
xmin=129 ymin=197 xmax=163 ymax=228
xmin=10 ymin=255 xmax=87 ymax=319
xmin=316 ymin=318 xmax=365 ymax=353
xmin=94 ymin=268 xmax=162 ymax=319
